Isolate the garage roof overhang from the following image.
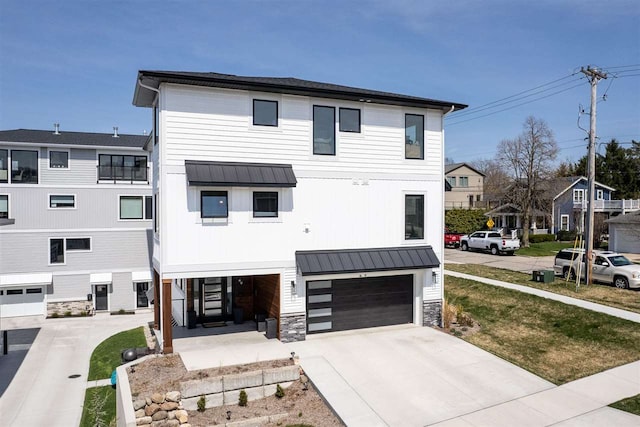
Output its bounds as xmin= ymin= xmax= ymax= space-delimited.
xmin=90 ymin=273 xmax=113 ymax=285
xmin=0 ymin=273 xmax=52 ymax=288
xmin=296 ymin=246 xmax=440 ymax=276
xmin=185 ymin=160 xmax=297 ymax=187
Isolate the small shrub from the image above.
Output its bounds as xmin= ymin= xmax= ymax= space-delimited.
xmin=51 ymin=312 xmax=59 ymax=318
xmin=455 ymin=304 xmax=465 ymax=324
xmin=443 ymin=300 xmax=456 ymax=328
xmin=197 ymin=395 xmax=206 ymax=412
xmin=275 ymin=384 xmax=285 ymax=399
xmin=118 ymin=309 xmax=126 ymax=315
xmin=80 ymin=311 xmax=87 ymax=317
xmin=453 ymin=330 xmax=463 ymax=338
xmin=238 ymin=390 xmax=248 ymax=407
xmin=298 ymin=411 xmax=303 ymax=417
xmin=64 ymin=311 xmax=72 ymax=317
xmin=557 ymin=230 xmax=578 ymax=242
xmin=529 ymin=234 xmax=555 ymax=243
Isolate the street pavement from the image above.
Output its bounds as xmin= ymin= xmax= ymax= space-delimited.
xmin=0 ymin=311 xmax=152 ymax=427
xmin=444 ymin=247 xmax=556 ymax=273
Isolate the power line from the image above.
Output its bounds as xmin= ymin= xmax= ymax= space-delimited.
xmin=601 ymin=64 xmax=640 ymax=70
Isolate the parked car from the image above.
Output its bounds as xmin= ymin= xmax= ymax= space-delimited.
xmin=553 ymin=249 xmax=640 ymax=289
xmin=460 ymin=231 xmax=521 ymax=255
xmin=444 ymin=228 xmax=464 ymax=248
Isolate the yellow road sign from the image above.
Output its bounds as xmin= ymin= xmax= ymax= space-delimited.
xmin=487 ymin=218 xmax=495 ymax=228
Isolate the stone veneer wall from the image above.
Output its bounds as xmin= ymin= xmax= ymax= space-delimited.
xmin=279 ymin=313 xmax=306 ymax=343
xmin=47 ymin=300 xmax=90 ymax=317
xmin=423 ymin=300 xmax=442 ymax=327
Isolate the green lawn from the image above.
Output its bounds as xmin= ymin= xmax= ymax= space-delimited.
xmin=444 ymin=276 xmax=640 ymax=384
xmin=610 ymin=394 xmax=640 ymax=415
xmin=516 ymin=241 xmax=575 ymax=257
xmin=79 ymin=386 xmax=116 ymax=427
xmin=88 ymin=326 xmax=146 ymax=380
xmin=445 ymin=263 xmax=640 ymax=314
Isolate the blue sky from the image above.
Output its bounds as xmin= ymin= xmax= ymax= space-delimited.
xmin=1 ymin=0 xmax=638 ymax=164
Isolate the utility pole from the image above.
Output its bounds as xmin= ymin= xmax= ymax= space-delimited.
xmin=580 ymin=66 xmax=607 ymax=285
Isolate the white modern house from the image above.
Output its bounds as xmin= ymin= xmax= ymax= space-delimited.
xmin=0 ymin=128 xmax=152 ymax=318
xmin=133 ymin=71 xmax=466 ymax=353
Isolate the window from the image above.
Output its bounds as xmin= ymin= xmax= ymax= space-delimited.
xmin=459 ymin=176 xmax=469 ymax=187
xmin=50 ymin=238 xmax=65 ymax=264
xmin=596 ymin=189 xmax=604 ymax=200
xmin=253 ymin=192 xmax=278 ymax=217
xmin=99 ymin=154 xmax=148 ymax=181
xmin=26 ymin=288 xmax=42 ymax=294
xmin=154 ymin=193 xmax=159 ymax=233
xmin=0 ymin=195 xmax=7 ymax=219
xmin=153 ymin=105 xmax=159 ymax=146
xmin=201 ymin=191 xmax=228 ymax=218
xmin=405 ymin=114 xmax=424 ymax=159
xmin=66 ymin=238 xmax=91 ymax=251
xmin=0 ymin=149 xmax=7 ymax=183
xmin=573 ymin=189 xmax=584 ymax=203
xmin=560 ymin=214 xmax=569 ymax=231
xmin=313 ymin=106 xmax=335 ymax=155
xmin=7 ymin=289 xmax=23 ymax=295
xmin=50 ymin=195 xmax=75 ymax=208
xmin=253 ymin=99 xmax=278 ymax=126
xmin=339 ymin=108 xmax=360 ymax=133
xmin=119 ymin=196 xmax=152 ymax=220
xmin=446 ymin=176 xmax=456 ymax=187
xmin=11 ymin=150 xmax=38 ymax=184
xmin=49 ymin=150 xmax=69 ymax=169
xmin=405 ymin=194 xmax=424 ymax=240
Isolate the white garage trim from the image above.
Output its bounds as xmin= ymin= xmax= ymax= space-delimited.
xmin=90 ymin=272 xmax=113 ymax=284
xmin=132 ymin=271 xmax=153 ymax=282
xmin=0 ymin=272 xmax=52 ymax=288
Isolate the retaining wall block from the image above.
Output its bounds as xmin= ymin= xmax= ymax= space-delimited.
xmin=182 ymin=393 xmax=224 ymax=411
xmin=180 ymin=376 xmax=223 ymax=398
xmin=263 ymin=365 xmax=300 ymax=385
xmin=223 ymin=386 xmax=264 ymax=405
xmin=226 ymin=416 xmax=270 ymax=427
xmin=223 ymin=371 xmax=263 ymax=391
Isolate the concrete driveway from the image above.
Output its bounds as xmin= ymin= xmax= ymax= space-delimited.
xmin=287 ymin=325 xmax=555 ymax=426
xmin=444 ymin=248 xmax=556 ymax=273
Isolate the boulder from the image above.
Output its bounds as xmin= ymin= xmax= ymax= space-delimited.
xmin=133 ymin=399 xmax=147 ymax=410
xmin=174 ymin=410 xmax=188 ymax=423
xmin=151 ymin=392 xmax=165 ymax=404
xmin=151 ymin=410 xmax=168 ymax=421
xmin=135 ymin=408 xmax=146 ymax=418
xmin=144 ymin=403 xmax=160 ymax=416
xmin=145 ymin=397 xmax=152 ymax=406
xmin=165 ymin=391 xmax=181 ymax=402
xmin=135 ymin=416 xmax=152 ymax=425
xmin=160 ymin=401 xmax=179 ymax=411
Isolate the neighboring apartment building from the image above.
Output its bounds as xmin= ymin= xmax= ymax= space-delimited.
xmin=0 ymin=128 xmax=152 ymax=318
xmin=444 ymin=163 xmax=484 ymax=209
xmin=133 ymin=70 xmax=466 ymax=353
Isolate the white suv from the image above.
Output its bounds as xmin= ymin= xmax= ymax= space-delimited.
xmin=554 ymin=249 xmax=640 ymax=289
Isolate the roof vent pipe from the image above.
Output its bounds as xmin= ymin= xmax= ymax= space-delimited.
xmin=53 ymin=123 xmax=60 ymax=135
xmin=113 ymin=126 xmax=119 ymax=138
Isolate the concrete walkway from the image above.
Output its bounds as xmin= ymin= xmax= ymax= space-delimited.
xmin=445 ymin=270 xmax=640 ymax=323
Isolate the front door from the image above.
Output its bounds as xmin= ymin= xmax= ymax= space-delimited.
xmin=95 ymin=285 xmax=108 ymax=311
xmin=199 ymin=278 xmax=227 ymax=322
xmin=136 ymin=282 xmax=149 ymax=308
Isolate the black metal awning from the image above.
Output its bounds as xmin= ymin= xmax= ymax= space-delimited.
xmin=185 ymin=160 xmax=297 ymax=187
xmin=296 ymin=246 xmax=440 ymax=276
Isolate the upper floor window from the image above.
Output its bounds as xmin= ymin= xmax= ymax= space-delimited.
xmin=0 ymin=195 xmax=8 ymax=219
xmin=119 ymin=195 xmax=152 ymax=220
xmin=596 ymin=189 xmax=604 ymax=200
xmin=0 ymin=149 xmax=8 ymax=183
xmin=405 ymin=114 xmax=424 ymax=160
xmin=405 ymin=194 xmax=424 ymax=240
xmin=99 ymin=154 xmax=148 ymax=182
xmin=153 ymin=105 xmax=159 ymax=146
xmin=50 ymin=195 xmax=75 ymax=209
xmin=201 ymin=191 xmax=228 ymax=218
xmin=573 ymin=189 xmax=584 ymax=203
xmin=253 ymin=191 xmax=278 ymax=217
xmin=339 ymin=108 xmax=360 ymax=133
xmin=49 ymin=150 xmax=69 ymax=169
xmin=11 ymin=150 xmax=38 ymax=184
xmin=253 ymin=100 xmax=278 ymax=127
xmin=313 ymin=106 xmax=335 ymax=155
xmin=459 ymin=176 xmax=469 ymax=187
xmin=446 ymin=176 xmax=456 ymax=187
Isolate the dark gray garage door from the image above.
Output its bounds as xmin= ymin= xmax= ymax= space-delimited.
xmin=306 ymin=275 xmax=413 ymax=334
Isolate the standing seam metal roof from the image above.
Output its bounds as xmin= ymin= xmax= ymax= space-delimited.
xmin=296 ymin=246 xmax=440 ymax=276
xmin=185 ymin=160 xmax=297 ymax=187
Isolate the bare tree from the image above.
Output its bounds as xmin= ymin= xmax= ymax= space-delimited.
xmin=497 ymin=116 xmax=558 ymax=246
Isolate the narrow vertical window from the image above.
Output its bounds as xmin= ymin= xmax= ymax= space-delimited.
xmin=50 ymin=238 xmax=65 ymax=264
xmin=253 ymin=100 xmax=278 ymax=126
xmin=0 ymin=149 xmax=7 ymax=183
xmin=405 ymin=195 xmax=424 ymax=240
xmin=145 ymin=196 xmax=153 ymax=220
xmin=405 ymin=114 xmax=424 ymax=159
xmin=313 ymin=106 xmax=335 ymax=155
xmin=0 ymin=195 xmax=8 ymax=219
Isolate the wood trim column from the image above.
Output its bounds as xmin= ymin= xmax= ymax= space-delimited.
xmin=153 ymin=270 xmax=160 ymax=330
xmin=186 ymin=278 xmax=194 ymax=312
xmin=162 ymin=279 xmax=173 ymax=354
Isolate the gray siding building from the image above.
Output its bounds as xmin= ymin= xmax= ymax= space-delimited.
xmin=0 ymin=128 xmax=153 ymax=318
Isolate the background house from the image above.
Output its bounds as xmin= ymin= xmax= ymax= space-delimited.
xmin=0 ymin=128 xmax=152 ymax=318
xmin=133 ymin=70 xmax=466 ymax=353
xmin=444 ymin=163 xmax=485 ymax=209
xmin=606 ymin=211 xmax=640 ymax=253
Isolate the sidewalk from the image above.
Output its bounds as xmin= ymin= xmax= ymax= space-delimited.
xmin=444 ymin=270 xmax=640 ymax=323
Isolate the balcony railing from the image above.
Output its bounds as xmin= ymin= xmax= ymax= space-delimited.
xmin=573 ymin=199 xmax=640 ymax=212
xmin=97 ymin=165 xmax=149 ymax=184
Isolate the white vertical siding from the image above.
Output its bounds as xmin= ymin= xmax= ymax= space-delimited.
xmin=282 ymin=267 xmax=304 ymax=314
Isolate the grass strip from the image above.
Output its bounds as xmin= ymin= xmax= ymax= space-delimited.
xmin=610 ymin=394 xmax=640 ymax=415
xmin=515 ymin=241 xmax=575 ymax=257
xmin=79 ymin=385 xmax=116 ymax=427
xmin=445 ymin=263 xmax=640 ymax=314
xmin=444 ymin=276 xmax=640 ymax=385
xmin=88 ymin=326 xmax=146 ymax=380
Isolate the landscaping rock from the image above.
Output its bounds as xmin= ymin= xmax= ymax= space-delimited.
xmin=146 ymin=397 xmax=152 ymax=406
xmin=165 ymin=391 xmax=181 ymax=402
xmin=151 ymin=392 xmax=165 ymax=404
xmin=133 ymin=398 xmax=147 ymax=410
xmin=135 ymin=408 xmax=146 ymax=418
xmin=136 ymin=416 xmax=152 ymax=425
xmin=151 ymin=410 xmax=168 ymax=421
xmin=145 ymin=403 xmax=160 ymax=416
xmin=174 ymin=410 xmax=188 ymax=423
xmin=160 ymin=401 xmax=179 ymax=411
xmin=167 ymin=410 xmax=175 ymax=420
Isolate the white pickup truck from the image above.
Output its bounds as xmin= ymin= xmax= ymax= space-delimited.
xmin=460 ymin=231 xmax=521 ymax=255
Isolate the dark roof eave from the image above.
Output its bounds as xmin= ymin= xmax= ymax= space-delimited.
xmin=134 ymin=71 xmax=468 ymax=111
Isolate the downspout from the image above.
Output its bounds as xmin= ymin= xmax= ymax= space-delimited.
xmin=138 ymin=78 xmax=160 ymax=96
xmin=439 ymin=105 xmax=454 ymax=327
